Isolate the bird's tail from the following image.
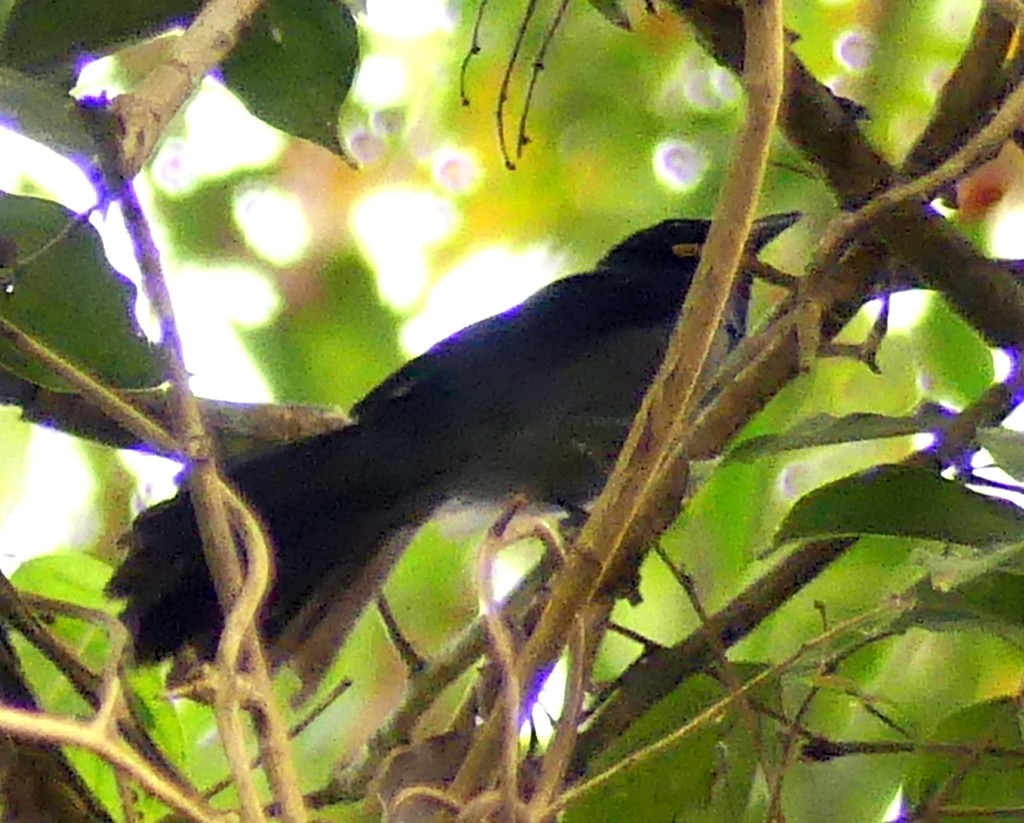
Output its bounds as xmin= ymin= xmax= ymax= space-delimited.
xmin=108 ymin=422 xmax=444 ymax=673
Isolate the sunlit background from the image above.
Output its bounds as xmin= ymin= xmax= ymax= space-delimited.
xmin=2 ymin=0 xmax=1024 ymax=817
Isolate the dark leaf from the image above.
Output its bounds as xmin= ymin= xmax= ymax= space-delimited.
xmin=1 ymin=0 xmax=197 ymax=71
xmin=0 ymin=194 xmax=163 ymax=390
xmin=726 ymin=409 xmax=950 ymax=464
xmin=0 ymin=69 xmax=98 ymax=163
xmin=898 ymin=571 xmax=1024 ymax=638
xmin=903 ymin=699 xmax=1024 ymax=814
xmin=776 ymin=465 xmax=1024 ymax=548
xmin=221 ymin=0 xmax=359 ymax=154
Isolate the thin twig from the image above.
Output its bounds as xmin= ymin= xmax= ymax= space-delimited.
xmin=476 ymin=507 xmax=526 ymax=813
xmin=554 ymin=600 xmax=910 ymax=814
xmin=377 ymin=594 xmax=426 ymax=672
xmin=202 ymin=676 xmax=352 ymax=802
xmin=459 ymin=0 xmax=490 ymax=106
xmin=118 ymin=168 xmax=305 ymax=820
xmin=517 ymin=0 xmax=571 ymax=159
xmin=447 ymin=0 xmax=787 ymax=799
xmin=0 ymin=315 xmax=178 ymax=453
xmin=216 ymin=480 xmax=274 ymax=675
xmin=529 ymin=603 xmax=603 ymax=815
xmin=656 ymin=548 xmax=774 ymax=790
xmin=109 ymin=0 xmax=268 ymax=178
xmin=0 ymin=705 xmax=223 ymax=823
xmin=496 ymin=0 xmax=541 ymax=169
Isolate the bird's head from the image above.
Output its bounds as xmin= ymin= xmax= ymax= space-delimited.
xmin=597 ymin=212 xmax=800 ymax=274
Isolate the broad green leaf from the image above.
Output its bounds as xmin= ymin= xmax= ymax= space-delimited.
xmin=12 ymin=552 xmax=114 ymax=610
xmin=726 ymin=409 xmax=948 ymax=464
xmin=904 ymin=698 xmax=1024 ymax=814
xmin=913 ymin=297 xmax=993 ymax=406
xmin=0 ymin=0 xmax=196 ymax=71
xmin=911 ymin=542 xmax=1024 ymax=592
xmin=565 ymin=667 xmax=774 ymax=823
xmin=125 ymin=666 xmax=188 ymax=786
xmin=220 ymin=0 xmax=359 ymax=154
xmin=775 ymin=465 xmax=1024 ymax=548
xmin=0 ymin=68 xmax=98 ymax=161
xmin=0 ymin=194 xmax=163 ymax=390
xmin=898 ymin=571 xmax=1024 ymax=639
xmin=977 ymin=427 xmax=1024 ymax=483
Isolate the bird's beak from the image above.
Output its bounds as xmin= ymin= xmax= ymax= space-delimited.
xmin=670 ymin=212 xmax=800 ymax=261
xmin=749 ymin=211 xmax=802 ymax=250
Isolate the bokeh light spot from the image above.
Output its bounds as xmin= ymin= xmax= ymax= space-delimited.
xmin=930 ymin=0 xmax=982 ymax=42
xmin=346 ymin=128 xmax=388 ymax=166
xmin=402 ymin=246 xmax=558 ymax=355
xmin=234 ymin=185 xmax=311 ymax=267
xmin=171 ymin=264 xmax=280 ymax=401
xmin=653 ymin=139 xmax=704 ymax=191
xmin=351 ymin=187 xmax=459 ymax=311
xmin=834 ymin=30 xmax=874 ymax=72
xmin=990 ymin=205 xmax=1024 ymax=259
xmin=363 ymin=0 xmax=454 ymax=39
xmin=353 ymin=55 xmax=410 ymax=108
xmin=433 ymin=148 xmax=481 ymax=194
xmin=0 ymin=427 xmax=95 ymax=575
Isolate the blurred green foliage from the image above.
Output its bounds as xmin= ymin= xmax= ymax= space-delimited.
xmin=0 ymin=0 xmax=1020 ymax=820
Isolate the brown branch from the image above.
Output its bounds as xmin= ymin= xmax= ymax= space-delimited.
xmin=554 ymin=602 xmax=910 ymax=815
xmin=449 ymin=0 xmax=787 ymax=799
xmin=680 ymin=0 xmax=1024 ymax=348
xmin=903 ymin=5 xmax=1021 ymax=178
xmin=0 ymin=317 xmax=178 ymax=454
xmin=113 ymin=133 xmax=305 ymax=818
xmin=110 ymin=0 xmax=267 ymax=179
xmin=572 ymin=363 xmax=1024 ymax=773
xmin=0 ymin=368 xmax=350 ymax=457
xmin=0 ymin=704 xmax=223 ymax=823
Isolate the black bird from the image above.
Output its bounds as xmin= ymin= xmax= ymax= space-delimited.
xmin=109 ymin=213 xmax=799 ymax=676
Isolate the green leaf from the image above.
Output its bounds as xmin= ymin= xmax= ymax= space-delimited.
xmin=913 ymin=296 xmax=993 ymax=406
xmin=903 ymin=698 xmax=1024 ymax=814
xmin=125 ymin=667 xmax=188 ymax=780
xmin=588 ymin=0 xmax=633 ymax=30
xmin=726 ymin=409 xmax=948 ymax=464
xmin=566 ymin=667 xmax=774 ymax=823
xmin=1 ymin=0 xmax=198 ymax=71
xmin=12 ymin=552 xmax=114 ymax=610
xmin=0 ymin=68 xmax=98 ymax=161
xmin=220 ymin=0 xmax=359 ymax=154
xmin=977 ymin=427 xmax=1024 ymax=483
xmin=911 ymin=542 xmax=1024 ymax=592
xmin=0 ymin=194 xmax=163 ymax=390
xmin=899 ymin=571 xmax=1024 ymax=638
xmin=775 ymin=465 xmax=1024 ymax=548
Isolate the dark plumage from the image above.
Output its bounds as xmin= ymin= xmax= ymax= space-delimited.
xmin=108 ymin=213 xmax=799 ymax=668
